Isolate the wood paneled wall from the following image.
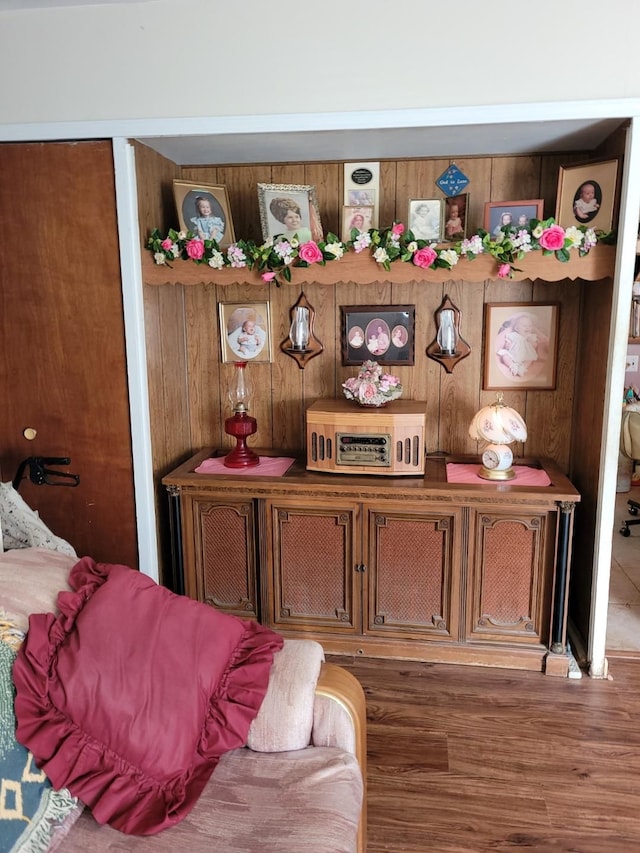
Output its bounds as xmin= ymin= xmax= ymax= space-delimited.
xmin=135 ymin=144 xmax=605 ymax=479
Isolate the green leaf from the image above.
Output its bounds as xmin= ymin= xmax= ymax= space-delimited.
xmin=555 ymin=248 xmax=570 ymax=263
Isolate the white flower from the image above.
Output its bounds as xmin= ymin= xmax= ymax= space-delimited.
xmin=290 ymin=238 xmax=299 ymax=249
xmin=439 ymin=249 xmax=459 ymax=267
xmin=208 ymin=251 xmax=224 ymax=269
xmin=461 ymin=235 xmax=483 ymax=256
xmin=354 ymin=232 xmax=372 ymax=253
xmin=154 ymin=252 xmax=166 ymax=265
xmin=325 ymin=242 xmax=345 ymax=259
xmin=564 ymin=226 xmax=584 ymax=248
xmin=532 ymin=224 xmax=544 ymax=239
xmin=407 ymin=241 xmax=418 ymax=253
xmin=178 ymin=231 xmax=187 ymax=240
xmin=374 ymin=247 xmax=389 ymax=264
xmin=584 ymin=228 xmax=597 ymax=249
xmin=171 ymin=245 xmax=181 ymax=258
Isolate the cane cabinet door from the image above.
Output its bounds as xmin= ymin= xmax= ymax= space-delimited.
xmin=466 ymin=508 xmax=556 ymax=646
xmin=364 ymin=502 xmax=463 ymax=641
xmin=183 ymin=495 xmax=260 ymax=619
xmin=263 ymin=498 xmax=360 ymax=635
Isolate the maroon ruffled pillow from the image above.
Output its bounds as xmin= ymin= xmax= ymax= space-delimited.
xmin=13 ymin=558 xmax=283 ymax=835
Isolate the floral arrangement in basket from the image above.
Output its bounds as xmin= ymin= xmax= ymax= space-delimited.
xmin=147 ymin=217 xmax=614 ymax=285
xmin=342 ymin=360 xmax=403 ymax=407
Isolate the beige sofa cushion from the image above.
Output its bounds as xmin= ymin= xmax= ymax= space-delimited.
xmin=63 ymin=747 xmax=362 ymax=853
xmin=0 ymin=547 xmax=75 ymax=632
xmin=247 ymin=639 xmax=324 ymax=752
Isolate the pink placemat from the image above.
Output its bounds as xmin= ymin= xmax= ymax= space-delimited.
xmin=195 ymin=456 xmax=296 ymax=477
xmin=446 ymin=463 xmax=551 ymax=486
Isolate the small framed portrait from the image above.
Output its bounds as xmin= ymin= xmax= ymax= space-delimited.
xmin=443 ymin=193 xmax=469 ymax=241
xmin=257 ymin=183 xmax=323 ymax=243
xmin=483 ymin=199 xmax=544 ymax=235
xmin=341 ymin=304 xmax=416 ymax=366
xmin=218 ymin=302 xmax=272 ymax=364
xmin=483 ymin=302 xmax=560 ymax=391
xmin=342 ymin=205 xmax=374 ymax=241
xmin=173 ymin=180 xmax=235 ymax=248
xmin=555 ymin=159 xmax=619 ymax=231
xmin=407 ymin=199 xmax=445 ymax=242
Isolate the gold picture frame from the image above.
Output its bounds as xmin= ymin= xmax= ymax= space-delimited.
xmin=257 ymin=183 xmax=323 ymax=243
xmin=173 ymin=180 xmax=235 ymax=248
xmin=218 ymin=302 xmax=272 ymax=364
xmin=555 ymin=158 xmax=619 ymax=231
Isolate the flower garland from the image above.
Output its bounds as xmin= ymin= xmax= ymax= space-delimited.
xmin=147 ymin=218 xmax=614 ymax=284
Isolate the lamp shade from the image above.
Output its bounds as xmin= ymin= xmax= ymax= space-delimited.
xmin=469 ymin=397 xmax=528 ymax=444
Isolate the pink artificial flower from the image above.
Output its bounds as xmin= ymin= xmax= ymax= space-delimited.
xmin=298 ymin=241 xmax=324 ymax=264
xmin=161 ymin=238 xmax=173 ymax=251
xmin=185 ymin=238 xmax=205 ymax=260
xmin=360 ymin=382 xmax=377 ymax=400
xmin=392 ymin=223 xmax=405 ymax=237
xmin=412 ymin=246 xmax=437 ymax=269
xmin=261 ymin=271 xmax=276 ymax=282
xmin=539 ymin=225 xmax=566 ymax=251
xmin=498 ymin=263 xmax=511 ymax=279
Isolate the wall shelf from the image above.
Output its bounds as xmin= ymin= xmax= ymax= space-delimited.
xmin=141 ymin=243 xmax=616 ymax=288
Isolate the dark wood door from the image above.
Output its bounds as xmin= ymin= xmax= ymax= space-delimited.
xmin=0 ymin=141 xmax=137 ymax=567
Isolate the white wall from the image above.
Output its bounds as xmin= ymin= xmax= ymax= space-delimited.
xmin=1 ymin=0 xmax=640 ymax=125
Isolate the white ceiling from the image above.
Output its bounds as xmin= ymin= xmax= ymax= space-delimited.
xmin=0 ymin=0 xmax=149 ymax=7
xmin=138 ymin=117 xmax=626 ymax=167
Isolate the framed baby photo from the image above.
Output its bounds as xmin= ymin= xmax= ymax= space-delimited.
xmin=555 ymin=159 xmax=619 ymax=231
xmin=341 ymin=304 xmax=416 ymax=366
xmin=483 ymin=302 xmax=560 ymax=391
xmin=257 ymin=183 xmax=323 ymax=244
xmin=443 ymin=193 xmax=469 ymax=241
xmin=483 ymin=199 xmax=544 ymax=235
xmin=342 ymin=205 xmax=374 ymax=241
xmin=407 ymin=199 xmax=444 ymax=242
xmin=218 ymin=301 xmax=272 ymax=364
xmin=173 ymin=180 xmax=235 ymax=248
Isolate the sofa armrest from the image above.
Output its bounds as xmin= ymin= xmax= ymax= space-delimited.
xmin=313 ymin=663 xmax=367 ymax=853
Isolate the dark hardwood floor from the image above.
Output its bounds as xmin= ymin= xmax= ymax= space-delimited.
xmin=331 ymin=654 xmax=640 ymax=852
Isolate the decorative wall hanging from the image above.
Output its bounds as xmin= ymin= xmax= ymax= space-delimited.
xmin=436 ymin=164 xmax=470 ymax=197
xmin=426 ymin=295 xmax=471 ymax=373
xmin=280 ymin=292 xmax=323 ymax=369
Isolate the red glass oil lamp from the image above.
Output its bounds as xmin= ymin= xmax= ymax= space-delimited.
xmin=223 ymin=362 xmax=260 ymax=468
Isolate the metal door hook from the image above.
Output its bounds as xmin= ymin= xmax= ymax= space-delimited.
xmin=12 ymin=456 xmax=80 ymax=491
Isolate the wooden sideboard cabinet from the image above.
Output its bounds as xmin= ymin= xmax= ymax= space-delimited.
xmin=163 ymin=450 xmax=580 ymax=675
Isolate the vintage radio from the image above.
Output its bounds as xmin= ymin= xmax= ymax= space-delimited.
xmin=305 ymin=399 xmax=426 ymax=476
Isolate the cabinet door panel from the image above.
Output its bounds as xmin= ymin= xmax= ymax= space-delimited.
xmin=265 ymin=500 xmax=360 ymax=633
xmin=468 ymin=510 xmax=554 ymax=644
xmin=365 ymin=505 xmax=461 ymax=639
xmin=187 ymin=498 xmax=259 ymax=618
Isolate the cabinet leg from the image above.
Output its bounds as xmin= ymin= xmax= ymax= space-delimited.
xmin=549 ymin=501 xmax=576 ymax=663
